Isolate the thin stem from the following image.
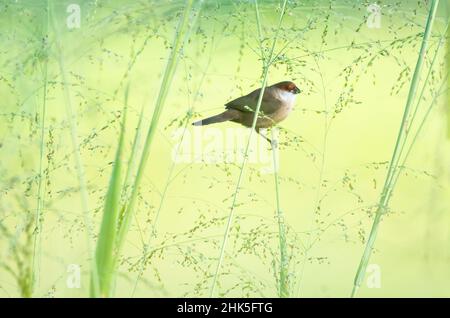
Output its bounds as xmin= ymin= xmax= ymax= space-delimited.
xmin=120 ymin=100 xmax=145 ymax=204
xmin=209 ymin=0 xmax=289 ymax=297
xmin=49 ymin=0 xmax=100 ymax=296
xmin=394 ymin=23 xmax=448 ymax=179
xmin=130 ymin=117 xmax=190 ymax=296
xmin=131 ymin=44 xmax=215 ymax=296
xmin=254 ymin=0 xmax=265 ymax=61
xmin=271 ymin=129 xmax=288 ymax=297
xmin=295 ymin=54 xmax=330 ymax=296
xmin=389 ymin=75 xmax=448 ymax=201
xmin=31 ymin=0 xmax=50 ymax=296
xmin=114 ymin=0 xmax=199 ymax=261
xmin=350 ymin=0 xmax=440 ymax=297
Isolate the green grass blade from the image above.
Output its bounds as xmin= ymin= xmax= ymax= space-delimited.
xmin=31 ymin=0 xmax=50 ymax=296
xmin=390 ymin=22 xmax=448 ymax=188
xmin=121 ymin=101 xmax=145 ymax=204
xmin=130 ymin=31 xmax=213 ymax=296
xmin=389 ymin=75 xmax=448 ymax=193
xmin=114 ymin=0 xmax=198 ymax=263
xmin=387 ymin=23 xmax=449 ymax=196
xmin=92 ymin=87 xmax=128 ymax=297
xmin=350 ymin=0 xmax=441 ymax=297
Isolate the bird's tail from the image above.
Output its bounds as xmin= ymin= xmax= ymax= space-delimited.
xmin=192 ymin=111 xmax=236 ymax=126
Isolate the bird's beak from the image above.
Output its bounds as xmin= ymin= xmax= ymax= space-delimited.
xmin=294 ymin=87 xmax=301 ymax=94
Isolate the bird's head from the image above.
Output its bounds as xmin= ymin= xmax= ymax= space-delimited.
xmin=273 ymin=81 xmax=301 ymax=95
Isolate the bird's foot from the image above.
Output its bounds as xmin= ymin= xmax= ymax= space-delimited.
xmin=270 ymin=139 xmax=279 ymax=149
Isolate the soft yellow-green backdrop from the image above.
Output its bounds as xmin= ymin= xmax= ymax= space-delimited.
xmin=0 ymin=0 xmax=449 ymax=297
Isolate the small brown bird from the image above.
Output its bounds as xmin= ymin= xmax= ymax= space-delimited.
xmin=192 ymin=81 xmax=301 ymax=143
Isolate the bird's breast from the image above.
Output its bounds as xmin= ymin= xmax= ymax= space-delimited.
xmin=272 ymin=93 xmax=295 ymax=121
xmin=278 ymin=91 xmax=296 ymax=106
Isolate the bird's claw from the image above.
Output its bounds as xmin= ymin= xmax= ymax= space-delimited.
xmin=270 ymin=139 xmax=279 ymax=149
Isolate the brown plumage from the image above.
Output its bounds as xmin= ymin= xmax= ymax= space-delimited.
xmin=192 ymin=81 xmax=300 ymax=142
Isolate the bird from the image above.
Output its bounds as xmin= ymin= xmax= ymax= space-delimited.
xmin=192 ymin=81 xmax=301 ymax=144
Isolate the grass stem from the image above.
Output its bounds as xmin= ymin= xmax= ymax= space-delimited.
xmin=93 ymin=87 xmax=128 ymax=297
xmin=111 ymin=0 xmax=200 ymax=290
xmin=350 ymin=0 xmax=441 ymax=297
xmin=271 ymin=129 xmax=289 ymax=297
xmin=50 ymin=0 xmax=100 ymax=296
xmin=31 ymin=0 xmax=50 ymax=296
xmin=209 ymin=0 xmax=289 ymax=297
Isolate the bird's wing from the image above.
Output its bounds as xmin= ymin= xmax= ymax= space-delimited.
xmin=225 ymin=87 xmax=279 ymax=114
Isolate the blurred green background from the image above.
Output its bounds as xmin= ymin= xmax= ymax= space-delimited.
xmin=0 ymin=0 xmax=449 ymax=297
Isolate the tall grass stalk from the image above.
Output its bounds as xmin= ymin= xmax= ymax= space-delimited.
xmin=31 ymin=0 xmax=50 ymax=296
xmin=391 ymin=75 xmax=448 ymax=189
xmin=118 ymin=98 xmax=148 ymax=243
xmin=295 ymin=55 xmax=330 ymax=297
xmin=50 ymin=1 xmax=100 ymax=296
xmin=387 ymin=23 xmax=449 ymax=197
xmin=111 ymin=0 xmax=200 ymax=285
xmin=121 ymin=101 xmax=145 ymax=204
xmin=131 ymin=47 xmax=214 ymax=296
xmin=92 ymin=87 xmax=128 ymax=297
xmin=271 ymin=129 xmax=289 ymax=297
xmin=350 ymin=0 xmax=440 ymax=297
xmin=389 ymin=23 xmax=449 ymax=195
xmin=209 ymin=0 xmax=289 ymax=297
xmin=396 ymin=23 xmax=448 ymax=166
xmin=129 ymin=112 xmax=190 ymax=296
